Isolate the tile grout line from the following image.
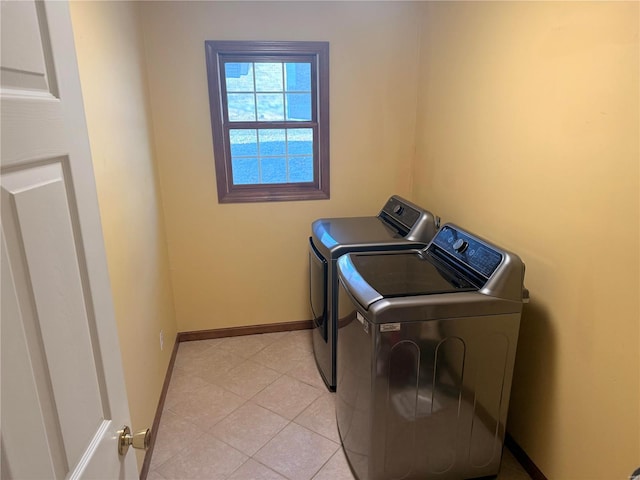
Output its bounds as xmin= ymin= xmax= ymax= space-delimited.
xmin=150 ymin=331 xmax=532 ymax=480
xmin=149 ymin=331 xmax=352 ymax=480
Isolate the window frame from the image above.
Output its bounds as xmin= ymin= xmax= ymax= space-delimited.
xmin=205 ymin=40 xmax=330 ymax=203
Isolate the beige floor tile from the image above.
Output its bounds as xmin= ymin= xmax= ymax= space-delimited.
xmin=168 ymin=382 xmax=245 ymax=431
xmin=250 ymin=333 xmax=311 ymax=374
xmin=146 ymin=470 xmax=167 ymax=480
xmin=176 ymin=339 xmax=221 ymax=358
xmin=185 ymin=348 xmax=247 ymax=384
xmin=216 ymin=332 xmax=288 ymax=358
xmin=282 ymin=329 xmax=314 ymax=353
xmin=294 ymin=393 xmax=340 ymax=443
xmin=286 ymin=349 xmax=328 ymax=390
xmin=253 ymin=374 xmax=323 ymax=420
xmin=156 ymin=433 xmax=247 ymax=480
xmin=212 ymin=359 xmax=282 ymax=399
xmin=254 ymin=423 xmax=340 ymax=480
xmin=227 ymin=459 xmax=288 ymax=480
xmin=172 ymin=339 xmax=222 ymax=371
xmin=312 ymin=447 xmax=356 ymax=480
xmin=209 ymin=401 xmax=289 ymax=456
xmin=150 ymin=410 xmax=206 ymax=469
xmin=162 ymin=370 xmax=211 ymax=411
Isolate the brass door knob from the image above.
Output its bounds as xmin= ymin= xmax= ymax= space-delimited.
xmin=118 ymin=426 xmax=150 ymax=455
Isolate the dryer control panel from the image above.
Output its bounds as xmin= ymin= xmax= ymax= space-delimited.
xmin=377 ymin=195 xmax=438 ymax=242
xmin=378 ymin=196 xmax=421 ymax=234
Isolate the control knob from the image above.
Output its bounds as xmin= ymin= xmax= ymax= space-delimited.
xmin=392 ymin=204 xmax=404 ymax=215
xmin=453 ymin=238 xmax=469 ymax=253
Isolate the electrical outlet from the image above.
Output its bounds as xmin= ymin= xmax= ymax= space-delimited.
xmin=160 ymin=330 xmax=164 ymax=351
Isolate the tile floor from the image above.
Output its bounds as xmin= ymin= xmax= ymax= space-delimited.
xmin=147 ymin=330 xmax=531 ymax=480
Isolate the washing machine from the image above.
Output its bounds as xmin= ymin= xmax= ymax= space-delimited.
xmin=309 ymin=196 xmax=439 ymax=391
xmin=336 ymin=223 xmax=529 ymax=480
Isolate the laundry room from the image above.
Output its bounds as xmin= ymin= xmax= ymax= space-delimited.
xmin=2 ymin=1 xmax=636 ymax=479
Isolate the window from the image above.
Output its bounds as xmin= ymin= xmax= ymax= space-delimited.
xmin=205 ymin=41 xmax=330 ymax=203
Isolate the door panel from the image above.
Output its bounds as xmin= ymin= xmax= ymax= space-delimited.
xmin=0 ymin=0 xmax=55 ymax=94
xmin=1 ymin=231 xmax=65 ymax=478
xmin=1 ymin=1 xmax=138 ymax=478
xmin=2 ymin=161 xmax=105 ymax=470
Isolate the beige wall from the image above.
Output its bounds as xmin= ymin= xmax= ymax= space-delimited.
xmin=414 ymin=2 xmax=639 ymax=478
xmin=68 ymin=1 xmax=639 ymax=477
xmin=138 ymin=1 xmax=421 ymax=332
xmin=69 ymin=1 xmax=178 ymax=471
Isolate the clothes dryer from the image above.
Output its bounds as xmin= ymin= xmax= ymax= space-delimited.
xmin=309 ymin=196 xmax=438 ymax=391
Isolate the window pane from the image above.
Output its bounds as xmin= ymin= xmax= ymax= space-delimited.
xmin=256 ymin=93 xmax=284 ymax=121
xmin=229 ymin=129 xmax=258 ymax=156
xmin=232 ymin=157 xmax=259 ymax=184
xmin=289 ymin=156 xmax=313 ymax=182
xmin=261 ymin=157 xmax=288 ymax=183
xmin=285 ymin=93 xmax=312 ymax=121
xmin=205 ymin=40 xmax=329 ymax=201
xmin=225 ymin=63 xmax=254 ymax=92
xmin=228 ymin=93 xmax=256 ymax=121
xmin=259 ymin=129 xmax=286 ymax=156
xmin=285 ymin=63 xmax=311 ymax=92
xmin=254 ymin=63 xmax=283 ymax=92
xmin=287 ymin=128 xmax=313 ymax=154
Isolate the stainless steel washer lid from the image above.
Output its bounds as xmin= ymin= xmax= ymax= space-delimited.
xmin=337 ymin=250 xmax=476 ymax=311
xmin=347 ymin=250 xmax=477 ymax=297
xmin=310 ymin=196 xmax=439 ymax=260
xmin=312 ymin=216 xmax=418 ymax=258
xmin=337 ymin=223 xmax=529 ymax=316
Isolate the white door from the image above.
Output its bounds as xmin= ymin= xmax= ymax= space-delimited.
xmin=1 ymin=1 xmax=139 ymax=478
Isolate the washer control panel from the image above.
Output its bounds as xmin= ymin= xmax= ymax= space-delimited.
xmin=431 ymin=226 xmax=503 ymax=279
